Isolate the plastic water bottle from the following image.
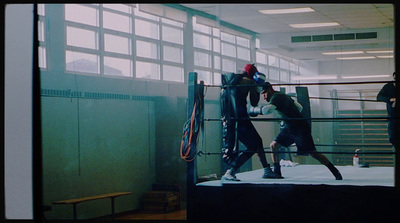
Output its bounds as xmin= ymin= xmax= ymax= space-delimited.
xmin=353 ymin=149 xmax=360 ymax=167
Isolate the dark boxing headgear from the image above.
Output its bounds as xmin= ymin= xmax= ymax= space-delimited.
xmin=242 ymin=63 xmax=258 ymax=77
xmin=261 ymin=82 xmax=272 ymax=93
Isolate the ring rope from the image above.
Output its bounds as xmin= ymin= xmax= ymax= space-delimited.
xmin=248 ymin=117 xmax=391 ymax=122
xmin=204 ymin=116 xmax=392 ymax=122
xmin=205 ymin=80 xmax=394 ymax=88
xmin=311 ymin=144 xmax=393 ymax=147
xmin=197 ymin=150 xmax=395 ymax=156
xmin=308 ymin=96 xmax=381 ymax=103
xmin=198 ymin=79 xmax=395 ymax=160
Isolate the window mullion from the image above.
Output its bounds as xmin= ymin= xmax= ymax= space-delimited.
xmin=99 ymin=4 xmax=104 ymax=76
xmin=131 ymin=9 xmax=136 ymax=79
xmin=159 ymin=21 xmax=163 ymax=81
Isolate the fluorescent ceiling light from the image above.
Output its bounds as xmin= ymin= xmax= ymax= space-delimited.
xmin=342 ymin=75 xmax=390 ymax=79
xmin=291 ymin=75 xmax=337 ymax=81
xmin=377 ymin=55 xmax=393 ymax=59
xmin=259 ymin=7 xmax=315 ymax=14
xmin=337 ymin=56 xmax=376 ymax=60
xmin=365 ymin=50 xmax=393 ymax=54
xmin=289 ymin=22 xmax=340 ymax=28
xmin=322 ymin=51 xmax=364 ymax=55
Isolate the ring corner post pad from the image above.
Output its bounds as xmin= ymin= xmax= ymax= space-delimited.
xmin=186 ymin=72 xmax=198 ymax=221
xmin=296 ymin=86 xmax=311 ymax=126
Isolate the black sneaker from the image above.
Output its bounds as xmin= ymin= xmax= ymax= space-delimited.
xmin=333 ymin=170 xmax=343 ymax=180
xmin=263 ymin=167 xmax=284 ymax=179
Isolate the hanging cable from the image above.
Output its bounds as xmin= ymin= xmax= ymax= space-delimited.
xmin=180 ymin=83 xmax=204 ymax=162
xmin=180 ymin=102 xmax=200 ymax=162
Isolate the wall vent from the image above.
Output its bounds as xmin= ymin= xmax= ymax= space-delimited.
xmin=334 ymin=33 xmax=355 ymax=40
xmin=356 ymin=32 xmax=377 ymax=39
xmin=41 ymin=89 xmax=74 ymax=97
xmin=84 ymin=92 xmax=131 ymax=100
xmin=41 ymin=89 xmax=132 ymax=100
xmin=291 ymin=36 xmax=312 ymax=43
xmin=291 ymin=32 xmax=377 ymax=43
xmin=312 ymin=34 xmax=333 ymax=42
xmin=132 ymin=95 xmax=151 ymax=101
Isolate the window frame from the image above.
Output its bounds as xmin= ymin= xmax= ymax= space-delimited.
xmin=255 ymin=37 xmax=300 ymax=89
xmin=38 ymin=6 xmax=47 ymax=70
xmin=59 ymin=4 xmax=272 ymax=84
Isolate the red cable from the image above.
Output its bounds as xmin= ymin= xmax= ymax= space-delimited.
xmin=180 ymin=102 xmax=197 ymax=162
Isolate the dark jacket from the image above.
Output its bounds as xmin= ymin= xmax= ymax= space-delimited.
xmin=377 ymin=82 xmax=396 ymax=117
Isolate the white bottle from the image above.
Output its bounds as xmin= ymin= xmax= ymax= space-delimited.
xmin=353 ymin=154 xmax=359 ymax=167
xmin=353 ymin=149 xmax=360 ymax=167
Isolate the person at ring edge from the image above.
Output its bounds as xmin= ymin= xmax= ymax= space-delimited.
xmin=221 ymin=64 xmax=282 ymax=181
xmin=377 ymin=72 xmax=396 ymax=148
xmin=254 ymin=82 xmax=343 ymax=180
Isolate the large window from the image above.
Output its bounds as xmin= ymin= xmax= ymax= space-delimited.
xmin=134 ymin=9 xmax=185 ymax=82
xmin=57 ymin=4 xmax=267 ymax=84
xmin=64 ymin=4 xmax=101 ymax=75
xmin=46 ymin=4 xmax=303 ymax=84
xmin=192 ymin=20 xmax=214 ymax=84
xmin=255 ymin=37 xmax=300 ymax=91
xmin=220 ymin=30 xmax=251 ymax=83
xmin=193 ymin=17 xmax=252 ymax=85
xmin=62 ymin=4 xmax=186 ymax=81
xmin=65 ymin=4 xmax=135 ymax=77
xmin=160 ymin=18 xmax=184 ymax=82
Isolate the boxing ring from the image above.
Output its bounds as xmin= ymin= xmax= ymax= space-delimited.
xmin=183 ymin=72 xmax=399 ymax=222
xmin=198 ymin=165 xmax=394 ymax=187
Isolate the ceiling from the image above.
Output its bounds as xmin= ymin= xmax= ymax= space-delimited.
xmin=180 ymin=4 xmax=394 ymax=62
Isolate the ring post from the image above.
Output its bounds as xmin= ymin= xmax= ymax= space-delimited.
xmin=186 ymin=72 xmax=197 ymax=221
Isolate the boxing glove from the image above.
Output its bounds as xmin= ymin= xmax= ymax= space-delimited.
xmin=253 ymin=72 xmax=266 ymax=93
xmin=248 ymin=106 xmax=262 ymax=117
xmin=261 ymin=104 xmax=277 ymax=115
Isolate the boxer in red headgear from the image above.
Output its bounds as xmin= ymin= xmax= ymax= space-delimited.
xmin=221 ymin=64 xmax=280 ymax=181
xmin=242 ymin=63 xmax=259 ymax=78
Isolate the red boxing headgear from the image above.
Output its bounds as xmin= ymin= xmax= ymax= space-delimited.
xmin=242 ymin=64 xmax=258 ymax=77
